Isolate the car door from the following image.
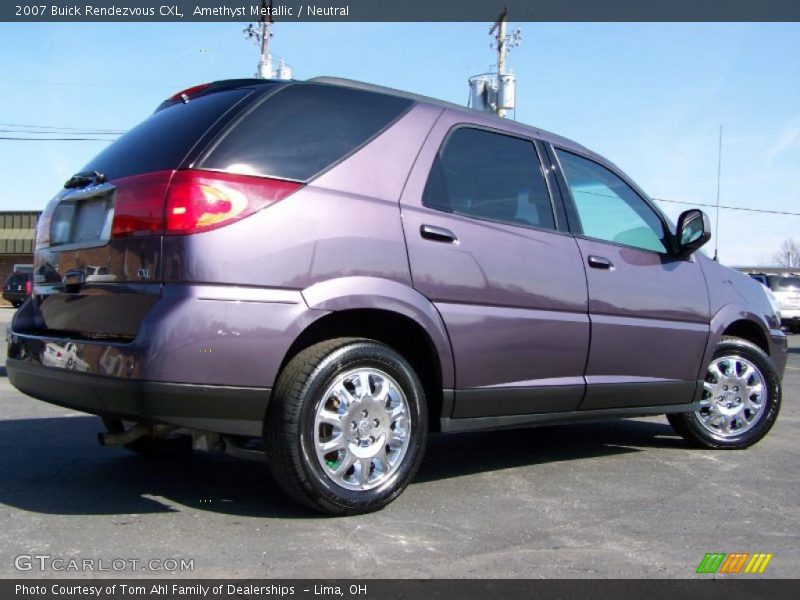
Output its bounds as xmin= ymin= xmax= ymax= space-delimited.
xmin=400 ymin=113 xmax=590 ymax=419
xmin=548 ymin=146 xmax=710 ymax=410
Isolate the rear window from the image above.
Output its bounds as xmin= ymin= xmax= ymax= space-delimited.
xmin=6 ymin=273 xmax=30 ymax=285
xmin=768 ymin=276 xmax=800 ymax=292
xmin=81 ymin=88 xmax=253 ymax=181
xmin=199 ymin=83 xmax=413 ymax=182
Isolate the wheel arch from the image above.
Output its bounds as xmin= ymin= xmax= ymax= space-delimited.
xmin=700 ymin=304 xmax=772 ymax=379
xmin=722 ymin=320 xmax=769 ymax=354
xmin=277 ymin=277 xmax=456 ymax=430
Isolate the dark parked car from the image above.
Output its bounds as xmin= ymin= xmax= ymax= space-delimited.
xmin=3 ymin=271 xmax=32 ymax=308
xmin=7 ymin=78 xmax=786 ymax=514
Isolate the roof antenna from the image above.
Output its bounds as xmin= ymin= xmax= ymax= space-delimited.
xmin=713 ymin=125 xmax=722 ymax=262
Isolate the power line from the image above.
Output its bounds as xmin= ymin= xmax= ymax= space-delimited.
xmin=655 ymin=197 xmax=800 ymax=217
xmin=0 ymin=79 xmax=164 ymax=89
xmin=0 ymin=136 xmax=117 ymax=141
xmin=0 ymin=130 xmax=120 ymax=136
xmin=0 ymin=123 xmax=124 ymax=133
xmin=572 ymin=189 xmax=800 ymax=217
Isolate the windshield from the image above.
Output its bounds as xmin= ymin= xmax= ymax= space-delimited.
xmin=768 ymin=276 xmax=800 ymax=292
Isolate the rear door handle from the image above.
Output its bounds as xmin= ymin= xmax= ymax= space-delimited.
xmin=587 ymin=255 xmax=614 ymax=270
xmin=420 ymin=224 xmax=458 ymax=244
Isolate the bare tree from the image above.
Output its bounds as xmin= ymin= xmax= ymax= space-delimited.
xmin=771 ymin=238 xmax=800 ymax=267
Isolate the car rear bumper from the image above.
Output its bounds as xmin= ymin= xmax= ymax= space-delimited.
xmin=6 ymin=358 xmax=270 ymax=436
xmin=6 ymin=284 xmax=323 ymax=436
xmin=2 ymin=291 xmax=25 ymax=303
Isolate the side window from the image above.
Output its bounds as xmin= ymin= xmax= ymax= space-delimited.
xmin=200 ymin=84 xmax=412 ymax=182
xmin=556 ymin=150 xmax=668 ymax=253
xmin=423 ymin=127 xmax=556 ymax=231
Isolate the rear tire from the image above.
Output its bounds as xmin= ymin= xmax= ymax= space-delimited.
xmin=265 ymin=338 xmax=427 ymax=515
xmin=668 ymin=336 xmax=780 ymax=449
xmin=101 ymin=418 xmax=193 ymax=456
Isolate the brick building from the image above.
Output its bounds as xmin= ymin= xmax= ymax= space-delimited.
xmin=0 ymin=211 xmax=40 ymax=279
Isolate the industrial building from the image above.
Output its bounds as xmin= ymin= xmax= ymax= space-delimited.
xmin=0 ymin=211 xmax=39 ymax=278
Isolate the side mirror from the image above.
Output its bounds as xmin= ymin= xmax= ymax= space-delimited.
xmin=675 ymin=209 xmax=711 ymax=258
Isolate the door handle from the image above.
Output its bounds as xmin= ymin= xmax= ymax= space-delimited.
xmin=420 ymin=224 xmax=458 ymax=244
xmin=587 ymin=255 xmax=614 ymax=270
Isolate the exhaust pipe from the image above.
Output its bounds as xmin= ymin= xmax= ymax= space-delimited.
xmin=222 ymin=436 xmax=267 ymax=462
xmin=97 ymin=423 xmax=152 ymax=447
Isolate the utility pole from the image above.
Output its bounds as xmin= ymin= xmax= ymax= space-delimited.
xmin=244 ymin=0 xmax=292 ymax=80
xmin=257 ymin=0 xmax=273 ymax=79
xmin=490 ymin=8 xmax=509 ymax=117
xmin=468 ymin=7 xmax=520 ymax=118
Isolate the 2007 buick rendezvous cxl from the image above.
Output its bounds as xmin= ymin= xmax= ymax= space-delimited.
xmin=7 ymin=78 xmax=786 ymax=514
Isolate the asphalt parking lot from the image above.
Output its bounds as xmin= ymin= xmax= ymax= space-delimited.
xmin=0 ymin=305 xmax=797 ymax=579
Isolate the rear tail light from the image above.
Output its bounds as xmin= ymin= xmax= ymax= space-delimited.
xmin=111 ymin=170 xmax=173 ymax=237
xmin=35 ymin=212 xmax=51 ymax=248
xmin=164 ymin=170 xmax=301 ymax=235
xmin=34 ymin=194 xmax=62 ymax=248
xmin=110 ymin=169 xmax=301 ymax=238
xmin=25 ymin=279 xmax=32 ymax=295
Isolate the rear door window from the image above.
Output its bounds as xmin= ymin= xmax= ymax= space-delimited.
xmin=199 ymin=84 xmax=413 ymax=182
xmin=423 ymin=127 xmax=556 ymax=231
xmin=81 ymin=88 xmax=254 ymax=181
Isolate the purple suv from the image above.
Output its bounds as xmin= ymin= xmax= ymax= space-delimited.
xmin=7 ymin=78 xmax=786 ymax=514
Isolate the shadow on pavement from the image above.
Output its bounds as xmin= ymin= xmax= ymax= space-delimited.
xmin=417 ymin=418 xmax=682 ymax=483
xmin=0 ymin=416 xmax=311 ymax=519
xmin=0 ymin=415 xmax=683 ymax=519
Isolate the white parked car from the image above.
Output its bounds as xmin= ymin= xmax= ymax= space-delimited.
xmin=751 ymin=275 xmax=800 ymax=333
xmin=42 ymin=342 xmax=89 ymax=371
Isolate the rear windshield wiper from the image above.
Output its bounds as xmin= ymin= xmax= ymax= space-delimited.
xmin=64 ymin=170 xmax=106 ymax=189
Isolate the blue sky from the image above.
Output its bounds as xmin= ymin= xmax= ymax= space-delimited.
xmin=0 ymin=22 xmax=798 ymax=265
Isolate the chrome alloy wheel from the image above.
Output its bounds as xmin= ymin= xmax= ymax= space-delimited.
xmin=313 ymin=367 xmax=411 ymax=491
xmin=696 ymin=355 xmax=767 ymax=438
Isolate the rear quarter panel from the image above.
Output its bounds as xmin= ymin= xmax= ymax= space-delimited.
xmin=156 ymin=103 xmax=450 ymax=388
xmin=162 ymin=103 xmax=443 ymax=289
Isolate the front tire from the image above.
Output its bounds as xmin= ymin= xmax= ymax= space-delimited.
xmin=265 ymin=338 xmax=428 ymax=515
xmin=668 ymin=336 xmax=781 ymax=449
